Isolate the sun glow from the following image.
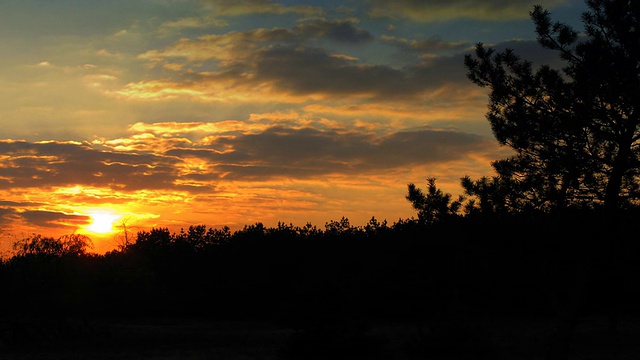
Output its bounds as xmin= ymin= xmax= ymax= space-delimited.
xmin=87 ymin=211 xmax=119 ymax=234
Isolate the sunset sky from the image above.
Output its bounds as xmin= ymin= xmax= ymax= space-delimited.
xmin=0 ymin=0 xmax=588 ymax=253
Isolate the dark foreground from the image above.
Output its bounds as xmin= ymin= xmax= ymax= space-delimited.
xmin=3 ymin=213 xmax=640 ymax=359
xmin=1 ymin=315 xmax=639 ymax=360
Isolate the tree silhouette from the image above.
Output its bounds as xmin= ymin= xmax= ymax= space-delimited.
xmin=459 ymin=175 xmax=525 ymax=216
xmin=113 ymin=216 xmax=137 ymax=251
xmin=132 ymin=227 xmax=172 ymax=252
xmin=464 ymin=0 xmax=640 ymax=214
xmin=406 ymin=178 xmax=463 ymax=226
xmin=462 ymin=2 xmax=640 ymax=358
xmin=13 ymin=233 xmax=93 ymax=257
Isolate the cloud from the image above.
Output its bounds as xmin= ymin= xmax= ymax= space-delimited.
xmin=380 ymin=35 xmax=468 ymax=53
xmin=0 ymin=200 xmax=42 ymax=207
xmin=128 ymin=43 xmax=460 ymax=103
xmin=128 ymin=20 xmax=567 ymax=108
xmin=18 ymin=210 xmax=90 ymax=229
xmin=138 ymin=18 xmax=373 ymax=65
xmin=131 ymin=14 xmax=556 ymax=108
xmin=200 ymin=0 xmax=571 ymax=22
xmin=294 ymin=18 xmax=373 ymax=43
xmin=164 ymin=125 xmax=500 ymax=180
xmin=248 ymin=45 xmax=424 ymax=98
xmin=366 ymin=0 xmax=570 ymax=22
xmin=0 ymin=140 xmax=197 ymax=192
xmin=0 ymin=207 xmax=18 ymax=227
xmin=160 ymin=16 xmax=228 ymax=30
xmin=0 ymin=201 xmax=46 ymax=228
xmin=128 ymin=121 xmax=263 ymax=136
xmin=201 ymin=0 xmax=324 ymax=17
xmin=0 ymin=118 xmax=502 ymax=193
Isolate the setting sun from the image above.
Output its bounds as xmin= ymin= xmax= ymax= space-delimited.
xmin=87 ymin=211 xmax=119 ymax=234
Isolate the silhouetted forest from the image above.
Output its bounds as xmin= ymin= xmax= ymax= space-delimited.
xmin=1 ymin=208 xmax=639 ymax=358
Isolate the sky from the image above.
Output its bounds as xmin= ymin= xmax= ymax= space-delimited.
xmin=0 ymin=0 xmax=589 ymax=254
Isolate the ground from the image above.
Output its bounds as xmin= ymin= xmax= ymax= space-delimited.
xmin=1 ymin=315 xmax=639 ymax=359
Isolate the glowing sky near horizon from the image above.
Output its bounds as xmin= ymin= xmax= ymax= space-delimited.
xmin=0 ymin=0 xmax=588 ymax=253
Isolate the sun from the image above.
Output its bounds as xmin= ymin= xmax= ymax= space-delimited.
xmin=87 ymin=211 xmax=119 ymax=234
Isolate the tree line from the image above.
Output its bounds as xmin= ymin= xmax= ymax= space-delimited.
xmin=1 ymin=206 xmax=639 ymax=356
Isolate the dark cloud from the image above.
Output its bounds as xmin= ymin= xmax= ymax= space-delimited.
xmin=380 ymin=35 xmax=468 ymax=53
xmin=244 ymin=42 xmax=547 ymax=100
xmin=0 ymin=207 xmax=18 ymax=227
xmin=168 ymin=126 xmax=497 ymax=180
xmin=139 ymin=14 xmax=569 ymax=103
xmin=18 ymin=210 xmax=89 ymax=229
xmin=0 ymin=125 xmax=499 ymax=192
xmin=0 ymin=140 xmax=206 ymax=192
xmin=245 ymin=45 xmax=429 ymax=99
xmin=295 ymin=18 xmax=373 ymax=43
xmin=0 ymin=201 xmax=43 ymax=227
xmin=0 ymin=200 xmax=42 ymax=207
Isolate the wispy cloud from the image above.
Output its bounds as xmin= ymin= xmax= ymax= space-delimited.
xmin=367 ymin=0 xmax=571 ymax=22
xmin=139 ymin=18 xmax=374 ymax=65
xmin=380 ymin=35 xmax=468 ymax=53
xmin=201 ymin=0 xmax=324 ymax=16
